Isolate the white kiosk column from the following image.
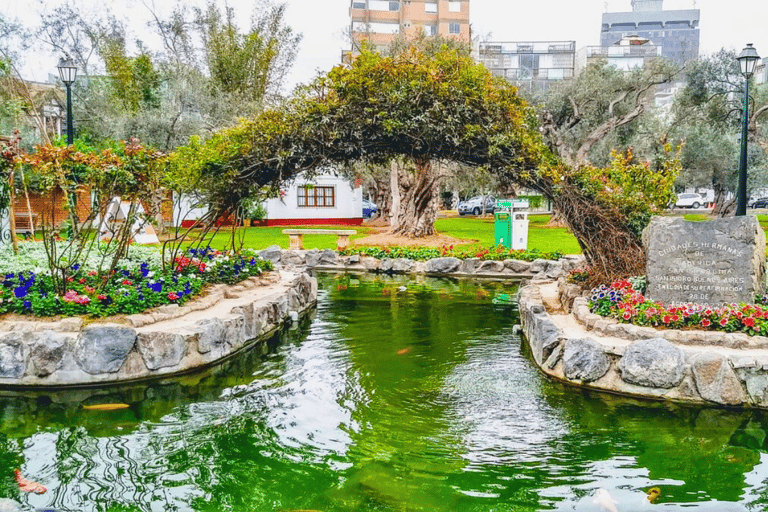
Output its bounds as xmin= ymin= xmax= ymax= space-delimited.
xmin=511 ymin=199 xmax=529 ymax=250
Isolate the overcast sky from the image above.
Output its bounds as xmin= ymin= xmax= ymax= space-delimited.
xmin=3 ymin=0 xmax=768 ymax=92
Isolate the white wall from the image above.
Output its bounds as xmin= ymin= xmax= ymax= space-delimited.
xmin=265 ymin=172 xmax=363 ymax=220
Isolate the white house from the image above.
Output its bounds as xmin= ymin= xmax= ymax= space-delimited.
xmin=263 ymin=171 xmax=363 ymax=226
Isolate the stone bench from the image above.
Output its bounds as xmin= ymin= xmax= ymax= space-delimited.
xmin=282 ymin=229 xmax=357 ymax=250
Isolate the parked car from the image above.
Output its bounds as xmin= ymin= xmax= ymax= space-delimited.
xmin=674 ymin=193 xmax=704 ymax=209
xmin=751 ymin=197 xmax=768 ymax=209
xmin=362 ymin=199 xmax=378 ymax=218
xmin=457 ymin=195 xmax=496 ymax=216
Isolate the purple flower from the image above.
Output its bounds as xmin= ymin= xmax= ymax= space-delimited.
xmin=14 ymin=286 xmax=28 ymax=299
xmin=22 ymin=300 xmax=31 ymax=309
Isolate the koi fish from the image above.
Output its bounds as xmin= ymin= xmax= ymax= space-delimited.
xmin=83 ymin=403 xmax=130 ymax=411
xmin=647 ymin=487 xmax=661 ymax=503
xmin=14 ymin=469 xmax=46 ymax=494
xmin=397 ymin=348 xmax=412 ymax=355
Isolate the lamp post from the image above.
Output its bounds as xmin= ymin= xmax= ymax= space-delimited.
xmin=736 ymin=44 xmax=760 ymax=216
xmin=56 ymin=57 xmax=78 ymax=145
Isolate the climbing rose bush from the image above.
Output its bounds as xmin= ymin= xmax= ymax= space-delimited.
xmin=590 ymin=279 xmax=768 ymax=336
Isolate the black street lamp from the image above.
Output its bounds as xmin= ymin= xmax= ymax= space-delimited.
xmin=736 ymin=43 xmax=760 ymax=216
xmin=56 ymin=57 xmax=78 ymax=145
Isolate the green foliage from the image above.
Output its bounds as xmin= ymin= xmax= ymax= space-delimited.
xmin=100 ymin=39 xmax=161 ymax=114
xmin=340 ymin=245 xmax=563 ymax=262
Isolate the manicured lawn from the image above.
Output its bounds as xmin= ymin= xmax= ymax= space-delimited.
xmin=200 ymin=215 xmax=584 ymax=255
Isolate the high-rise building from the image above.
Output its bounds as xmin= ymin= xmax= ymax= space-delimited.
xmin=346 ymin=0 xmax=470 ymax=60
xmin=600 ymin=0 xmax=700 ymax=66
xmin=477 ymin=41 xmax=576 ymax=95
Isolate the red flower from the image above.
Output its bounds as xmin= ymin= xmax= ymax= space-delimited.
xmin=167 ymin=292 xmax=179 ymax=301
xmin=720 ymin=317 xmax=728 ymax=327
xmin=701 ymin=318 xmax=711 ymax=327
xmin=744 ymin=317 xmax=756 ymax=327
xmin=78 ymin=278 xmax=86 ymax=284
xmin=662 ymin=315 xmax=671 ymax=324
xmin=122 ymin=279 xmax=133 ymax=286
xmin=622 ymin=311 xmax=632 ymax=320
xmin=671 ymin=315 xmax=680 ymax=322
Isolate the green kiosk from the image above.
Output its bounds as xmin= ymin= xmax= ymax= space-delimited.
xmin=494 ymin=199 xmax=529 ymax=249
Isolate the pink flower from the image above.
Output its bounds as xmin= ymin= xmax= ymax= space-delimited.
xmin=622 ymin=311 xmax=632 ymax=321
xmin=720 ymin=317 xmax=728 ymax=327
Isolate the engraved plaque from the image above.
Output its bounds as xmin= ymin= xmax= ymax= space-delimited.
xmin=643 ymin=216 xmax=766 ymax=304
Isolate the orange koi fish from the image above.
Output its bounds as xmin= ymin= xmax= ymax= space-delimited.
xmin=83 ymin=403 xmax=130 ymax=411
xmin=14 ymin=469 xmax=46 ymax=494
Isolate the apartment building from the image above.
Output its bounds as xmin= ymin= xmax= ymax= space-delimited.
xmin=346 ymin=0 xmax=470 ymax=58
xmin=477 ymin=41 xmax=575 ymax=95
xmin=577 ymin=35 xmax=662 ymax=74
xmin=600 ymin=0 xmax=699 ymax=67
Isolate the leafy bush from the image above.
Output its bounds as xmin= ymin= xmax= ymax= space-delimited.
xmin=340 ymin=245 xmax=563 ymax=262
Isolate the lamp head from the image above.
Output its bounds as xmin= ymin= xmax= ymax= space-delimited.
xmin=738 ymin=44 xmax=760 ymax=78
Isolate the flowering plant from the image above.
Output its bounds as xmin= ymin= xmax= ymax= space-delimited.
xmin=590 ymin=279 xmax=768 ymax=335
xmin=340 ymin=245 xmax=563 ymax=262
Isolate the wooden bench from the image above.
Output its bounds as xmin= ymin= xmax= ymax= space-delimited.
xmin=282 ymin=229 xmax=357 ymax=250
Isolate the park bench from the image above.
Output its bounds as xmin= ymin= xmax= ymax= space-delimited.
xmin=282 ymin=229 xmax=357 ymax=250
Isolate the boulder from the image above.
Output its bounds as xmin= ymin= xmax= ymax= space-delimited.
xmin=477 ymin=260 xmax=505 ymax=273
xmin=304 ymin=250 xmax=320 ymax=267
xmin=74 ymin=324 xmax=137 ymax=374
xmin=281 ymin=250 xmax=305 ymax=266
xmin=29 ymin=331 xmax=71 ymax=377
xmin=529 ymin=259 xmax=548 ymax=273
xmin=391 ymin=258 xmax=414 ymax=273
xmin=504 ymin=259 xmax=532 ymax=273
xmin=460 ymin=258 xmax=481 ymax=274
xmin=618 ymin=338 xmax=685 ymax=388
xmin=196 ymin=318 xmax=225 ymax=354
xmin=0 ymin=333 xmax=28 ymax=379
xmin=691 ymin=352 xmax=746 ymax=405
xmin=137 ymin=332 xmax=188 ymax=370
xmin=258 ymin=245 xmax=283 ymax=264
xmin=425 ymin=257 xmax=461 ymax=274
xmin=318 ymin=249 xmax=339 ymax=266
xmin=563 ymin=338 xmax=611 ymax=382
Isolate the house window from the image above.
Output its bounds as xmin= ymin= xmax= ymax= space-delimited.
xmin=425 ymin=24 xmax=437 ymax=36
xmin=352 ymin=1 xmax=366 ymax=8
xmin=425 ymin=2 xmax=437 ymax=13
xmin=449 ymin=23 xmax=460 ymax=34
xmin=448 ymin=1 xmax=461 ymax=12
xmin=298 ymin=186 xmax=335 ymax=208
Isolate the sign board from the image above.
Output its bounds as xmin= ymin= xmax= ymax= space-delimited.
xmin=644 ymin=216 xmax=765 ymax=304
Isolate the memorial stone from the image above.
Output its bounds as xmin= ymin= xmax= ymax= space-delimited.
xmin=644 ymin=216 xmax=765 ymax=304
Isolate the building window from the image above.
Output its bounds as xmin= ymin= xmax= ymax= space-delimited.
xmin=448 ymin=1 xmax=461 ymax=12
xmin=425 ymin=2 xmax=437 ymax=13
xmin=389 ymin=1 xmax=400 ymax=10
xmin=352 ymin=1 xmax=366 ymax=8
xmin=298 ymin=186 xmax=335 ymax=208
xmin=425 ymin=24 xmax=437 ymax=36
xmin=449 ymin=23 xmax=460 ymax=34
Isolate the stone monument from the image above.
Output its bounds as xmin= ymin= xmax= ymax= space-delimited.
xmin=644 ymin=216 xmax=765 ymax=304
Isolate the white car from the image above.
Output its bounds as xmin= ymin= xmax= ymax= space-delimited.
xmin=674 ymin=193 xmax=704 ymax=209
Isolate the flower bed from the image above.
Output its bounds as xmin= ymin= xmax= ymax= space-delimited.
xmin=340 ymin=245 xmax=563 ymax=262
xmin=589 ymin=278 xmax=768 ymax=336
xmin=0 ymin=245 xmax=272 ymax=317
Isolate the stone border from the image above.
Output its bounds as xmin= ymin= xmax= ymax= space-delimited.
xmin=0 ymin=271 xmax=317 ymax=387
xmin=257 ymin=245 xmax=585 ymax=280
xmin=520 ymin=277 xmax=768 ymax=409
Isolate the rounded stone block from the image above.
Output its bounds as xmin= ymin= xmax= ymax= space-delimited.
xmin=618 ymin=338 xmax=685 ymax=389
xmin=691 ymin=352 xmax=746 ymax=405
xmin=30 ymin=331 xmax=71 ymax=377
xmin=425 ymin=257 xmax=461 ymax=274
xmin=563 ymin=338 xmax=611 ymax=383
xmin=137 ymin=332 xmax=188 ymax=371
xmin=74 ymin=324 xmax=137 ymax=374
xmin=0 ymin=333 xmax=29 ymax=379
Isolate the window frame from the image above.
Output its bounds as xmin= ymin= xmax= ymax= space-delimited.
xmin=297 ymin=185 xmax=336 ymax=208
xmin=449 ymin=22 xmax=460 ymax=34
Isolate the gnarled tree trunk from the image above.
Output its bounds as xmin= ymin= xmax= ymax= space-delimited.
xmin=712 ymin=182 xmax=735 ymax=217
xmin=392 ymin=158 xmax=439 ymax=237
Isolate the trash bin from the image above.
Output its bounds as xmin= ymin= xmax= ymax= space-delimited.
xmin=511 ymin=200 xmax=529 ymax=250
xmin=494 ymin=210 xmax=512 ymax=249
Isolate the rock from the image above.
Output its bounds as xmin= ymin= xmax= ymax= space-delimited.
xmin=737 ymin=369 xmax=768 ymax=406
xmin=304 ymin=250 xmax=320 ymax=267
xmin=361 ymin=256 xmax=380 ymax=271
xmin=345 ymin=254 xmax=361 ymax=265
xmin=196 ymin=318 xmax=225 ymax=354
xmin=644 ymin=216 xmax=765 ymax=304
xmin=318 ymin=249 xmax=339 ymax=266
xmin=544 ymin=342 xmax=563 ymax=370
xmin=74 ymin=325 xmax=136 ymax=374
xmin=618 ymin=338 xmax=685 ymax=389
xmin=460 ymin=257 xmax=481 ymax=274
xmin=562 ymin=338 xmax=611 ymax=382
xmin=29 ymin=331 xmax=70 ymax=377
xmin=525 ymin=307 xmax=562 ymax=365
xmin=379 ymin=259 xmax=394 ymax=272
xmin=425 ymin=257 xmax=461 ymax=274
xmin=544 ymin=261 xmax=564 ymax=278
xmin=477 ymin=260 xmax=505 ymax=273
xmin=281 ymin=250 xmax=305 ymax=266
xmin=0 ymin=333 xmax=28 ymax=379
xmin=137 ymin=332 xmax=188 ymax=371
xmin=391 ymin=258 xmax=414 ymax=273
xmin=504 ymin=259 xmax=532 ymax=273
xmin=691 ymin=352 xmax=746 ymax=405
xmin=529 ymin=259 xmax=548 ymax=273
xmin=258 ymin=245 xmax=283 ymax=264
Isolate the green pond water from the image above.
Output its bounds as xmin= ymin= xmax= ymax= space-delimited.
xmin=1 ymin=274 xmax=768 ymax=511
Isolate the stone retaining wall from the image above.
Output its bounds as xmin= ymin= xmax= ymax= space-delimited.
xmin=520 ymin=278 xmax=768 ymax=409
xmin=257 ymin=245 xmax=584 ymax=280
xmin=0 ymin=271 xmax=317 ymax=387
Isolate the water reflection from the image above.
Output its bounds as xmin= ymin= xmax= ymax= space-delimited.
xmin=0 ymin=274 xmax=764 ymax=511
